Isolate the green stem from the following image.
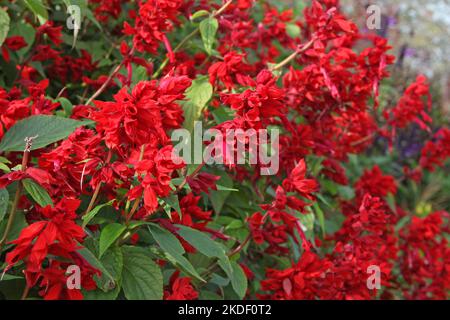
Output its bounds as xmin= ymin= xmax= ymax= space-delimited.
xmin=0 ymin=183 xmax=23 ymax=252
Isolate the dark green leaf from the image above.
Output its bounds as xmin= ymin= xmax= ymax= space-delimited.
xmin=148 ymin=224 xmax=185 ymax=256
xmin=176 ymin=225 xmax=226 ymax=258
xmin=0 ymin=115 xmax=92 ymax=152
xmin=148 ymin=223 xmax=204 ymax=282
xmin=24 ymin=0 xmax=48 ymax=24
xmin=57 ymin=97 xmax=73 ymax=117
xmin=209 ymin=171 xmax=233 ymax=214
xmin=0 ymin=211 xmax=26 ymax=245
xmin=0 ymin=189 xmax=8 ymax=223
xmin=161 ymin=194 xmax=181 ymax=216
xmin=176 ymin=224 xmax=232 ymax=276
xmin=99 ymin=223 xmax=126 ymax=258
xmin=22 ymin=179 xmax=53 ymax=208
xmin=312 ymin=202 xmax=325 ymax=237
xmin=83 ymin=247 xmax=123 ymax=299
xmin=82 ymin=200 xmax=114 ymax=228
xmin=211 ymin=106 xmax=235 ymax=124
xmin=121 ymin=246 xmax=163 ymax=300
xmin=76 ymin=244 xmax=116 ymax=292
xmin=230 ymin=262 xmax=247 ymax=299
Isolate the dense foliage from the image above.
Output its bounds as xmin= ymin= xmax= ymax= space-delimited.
xmin=0 ymin=0 xmax=449 ymax=300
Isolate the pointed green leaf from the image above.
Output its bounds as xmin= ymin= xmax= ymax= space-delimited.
xmin=76 ymin=244 xmax=116 ymax=292
xmin=230 ymin=262 xmax=247 ymax=299
xmin=24 ymin=0 xmax=48 ymax=25
xmin=99 ymin=223 xmax=126 ymax=258
xmin=22 ymin=178 xmax=53 ymax=208
xmin=182 ymin=76 xmax=213 ymax=132
xmin=148 ymin=223 xmax=204 ymax=282
xmin=199 ymin=17 xmax=218 ymax=55
xmin=209 ymin=171 xmax=233 ymax=214
xmin=0 ymin=9 xmax=10 ymax=47
xmin=175 ymin=224 xmax=232 ymax=276
xmin=0 ymin=115 xmax=93 ymax=152
xmin=162 ymin=194 xmax=181 ymax=216
xmin=0 ymin=189 xmax=9 ymax=223
xmin=82 ymin=200 xmax=114 ymax=228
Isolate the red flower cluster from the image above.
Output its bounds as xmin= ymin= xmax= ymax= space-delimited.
xmin=259 ymin=194 xmax=398 ymax=300
xmin=385 ymin=75 xmax=432 ymax=131
xmin=5 ymin=199 xmax=98 ymax=300
xmin=124 ymin=0 xmax=186 ymax=60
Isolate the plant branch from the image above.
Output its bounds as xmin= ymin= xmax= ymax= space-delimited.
xmin=270 ymin=38 xmax=316 ymax=71
xmin=85 ymin=47 xmax=136 ymax=105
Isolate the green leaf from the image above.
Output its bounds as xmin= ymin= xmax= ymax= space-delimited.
xmin=162 ymin=194 xmax=181 ymax=216
xmin=148 ymin=223 xmax=204 ymax=282
xmin=209 ymin=171 xmax=233 ymax=214
xmin=230 ymin=262 xmax=247 ymax=299
xmin=24 ymin=0 xmax=48 ymax=25
xmin=216 ymin=184 xmax=238 ymax=192
xmin=175 ymin=224 xmax=232 ymax=276
xmin=191 ymin=10 xmax=210 ymax=21
xmin=0 ymin=189 xmax=9 ymax=223
xmin=0 ymin=115 xmax=92 ymax=152
xmin=99 ymin=223 xmax=126 ymax=258
xmin=0 ymin=157 xmax=10 ymax=164
xmin=386 ymin=192 xmax=397 ymax=214
xmin=8 ymin=23 xmax=35 ymax=58
xmin=148 ymin=224 xmax=185 ymax=257
xmin=176 ymin=225 xmax=226 ymax=258
xmin=100 ymin=246 xmax=123 ymax=282
xmin=22 ymin=179 xmax=53 ymax=208
xmin=211 ymin=106 xmax=235 ymax=124
xmin=299 ymin=211 xmax=315 ymax=233
xmin=199 ymin=290 xmax=223 ymax=300
xmin=82 ymin=200 xmax=114 ymax=228
xmin=0 ymin=163 xmax=10 ymax=173
xmin=0 ymin=211 xmax=27 ymax=249
xmin=57 ymin=97 xmax=73 ymax=117
xmin=0 ymin=274 xmax=22 ymax=281
xmin=286 ymin=23 xmax=301 ymax=38
xmin=312 ymin=202 xmax=326 ymax=237
xmin=199 ymin=17 xmax=218 ymax=55
xmin=76 ymin=244 xmax=116 ymax=291
xmin=131 ymin=65 xmax=148 ymax=86
xmin=0 ymin=9 xmax=10 ymax=47
xmin=83 ymin=246 xmax=123 ymax=299
xmin=182 ymin=76 xmax=213 ymax=132
xmin=121 ymin=246 xmax=163 ymax=300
